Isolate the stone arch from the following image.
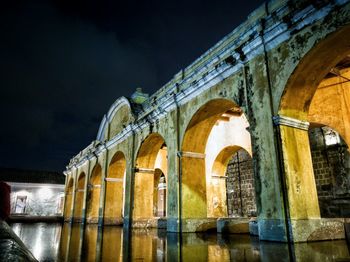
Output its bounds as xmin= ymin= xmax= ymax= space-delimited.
xmin=73 ymin=172 xmax=86 ymax=220
xmin=181 ymin=98 xmax=253 ymax=219
xmin=96 ymin=97 xmax=134 ymax=141
xmin=86 ymin=164 xmax=102 ymax=223
xmin=209 ymin=146 xmax=241 ymax=218
xmin=104 ymin=151 xmax=127 ymax=225
xmin=280 ymin=25 xmax=350 ymax=120
xmin=64 ymin=177 xmax=74 ymax=219
xmin=133 ymin=133 xmax=168 ymax=220
xmin=278 ymin=25 xmax=350 ymax=220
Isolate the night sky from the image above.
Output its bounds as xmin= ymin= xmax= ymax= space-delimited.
xmin=0 ymin=0 xmax=264 ymax=172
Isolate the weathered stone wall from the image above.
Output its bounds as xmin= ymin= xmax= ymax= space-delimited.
xmin=62 ymin=0 xmax=350 ymax=241
xmin=225 ymin=149 xmax=256 ymax=217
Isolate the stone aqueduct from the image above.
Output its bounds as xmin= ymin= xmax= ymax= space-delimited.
xmin=63 ymin=0 xmax=350 ymax=242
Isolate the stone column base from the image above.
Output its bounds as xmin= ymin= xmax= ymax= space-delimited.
xmin=64 ymin=217 xmax=73 ymax=223
xmin=217 ymin=217 xmax=250 ymax=234
xmin=167 ymin=217 xmax=180 ymax=232
xmin=72 ymin=217 xmax=84 ymax=223
xmin=258 ymin=218 xmax=348 ymax=242
xmin=132 ymin=217 xmax=167 ymax=229
xmin=258 ymin=219 xmax=288 ymax=242
xmin=103 ymin=217 xmax=123 ymax=225
xmin=86 ymin=217 xmax=99 ymax=224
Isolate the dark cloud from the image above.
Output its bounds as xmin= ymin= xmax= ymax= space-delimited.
xmin=0 ymin=0 xmax=263 ymax=171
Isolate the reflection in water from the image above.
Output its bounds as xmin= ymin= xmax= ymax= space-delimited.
xmin=10 ymin=223 xmax=350 ymax=262
xmin=101 ymin=226 xmax=123 ymax=262
xmin=11 ymin=223 xmax=61 ymax=261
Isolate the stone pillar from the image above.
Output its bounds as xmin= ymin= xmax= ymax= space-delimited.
xmin=274 ymin=115 xmax=324 ymax=242
xmin=179 ymin=151 xmax=217 ymax=232
xmin=81 ymin=160 xmax=91 ymax=224
xmin=157 ymin=177 xmax=166 ymax=217
xmin=166 ymin=143 xmax=180 ymax=232
xmin=62 ymin=174 xmax=69 ymax=221
xmin=181 ymin=151 xmax=207 ymax=219
xmin=122 ymin=135 xmax=136 ymax=230
xmin=69 ymin=168 xmax=78 ymax=223
xmin=274 ymin=115 xmax=320 ymax=219
xmin=98 ymin=150 xmax=108 ymax=226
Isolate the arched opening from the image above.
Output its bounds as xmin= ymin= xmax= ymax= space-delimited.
xmin=226 ymin=148 xmax=256 ymax=217
xmin=210 ymin=146 xmax=256 ymax=218
xmin=309 ymin=126 xmax=350 ymax=217
xmin=104 ymin=151 xmax=126 ymax=225
xmin=73 ymin=172 xmax=86 ymax=221
xmin=64 ymin=178 xmax=74 ymax=219
xmin=154 ymin=169 xmax=166 ymax=217
xmin=86 ymin=164 xmax=102 ymax=223
xmin=133 ymin=133 xmax=168 ymax=222
xmin=278 ymin=26 xmax=350 ymax=221
xmin=181 ymin=99 xmax=255 ymax=221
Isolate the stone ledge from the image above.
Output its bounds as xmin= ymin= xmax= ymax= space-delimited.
xmin=217 ymin=217 xmax=250 ymax=234
xmin=290 ymin=218 xmax=346 ymax=242
xmin=181 ymin=218 xmax=217 ymax=232
xmin=132 ymin=218 xmax=167 ymax=229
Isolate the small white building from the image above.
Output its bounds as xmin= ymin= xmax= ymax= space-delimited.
xmin=0 ymin=168 xmax=65 ymax=217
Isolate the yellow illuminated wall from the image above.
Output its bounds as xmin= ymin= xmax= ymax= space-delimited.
xmin=308 ymin=69 xmax=350 ymax=147
xmin=104 ymin=152 xmax=126 ymax=225
xmin=74 ymin=173 xmax=86 ymax=219
xmin=133 ymin=133 xmax=168 ymax=220
xmin=86 ymin=164 xmax=102 ymax=223
xmin=64 ymin=178 xmax=74 ymax=219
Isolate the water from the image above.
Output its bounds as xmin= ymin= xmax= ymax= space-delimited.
xmin=10 ymin=223 xmax=350 ymax=261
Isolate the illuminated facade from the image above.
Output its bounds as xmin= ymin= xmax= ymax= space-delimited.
xmin=64 ymin=0 xmax=350 ymax=242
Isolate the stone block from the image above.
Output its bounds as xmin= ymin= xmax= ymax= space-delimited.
xmin=249 ymin=219 xmax=259 ymax=236
xmin=258 ymin=219 xmax=288 ymax=242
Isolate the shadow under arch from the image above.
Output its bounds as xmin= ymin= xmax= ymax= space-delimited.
xmin=104 ymin=151 xmax=127 ymax=225
xmin=277 ymin=24 xmax=350 ymax=230
xmin=86 ymin=163 xmax=102 ymax=223
xmin=132 ymin=133 xmax=168 ymax=222
xmin=73 ymin=172 xmax=86 ymax=221
xmin=279 ymin=25 xmax=350 ymax=120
